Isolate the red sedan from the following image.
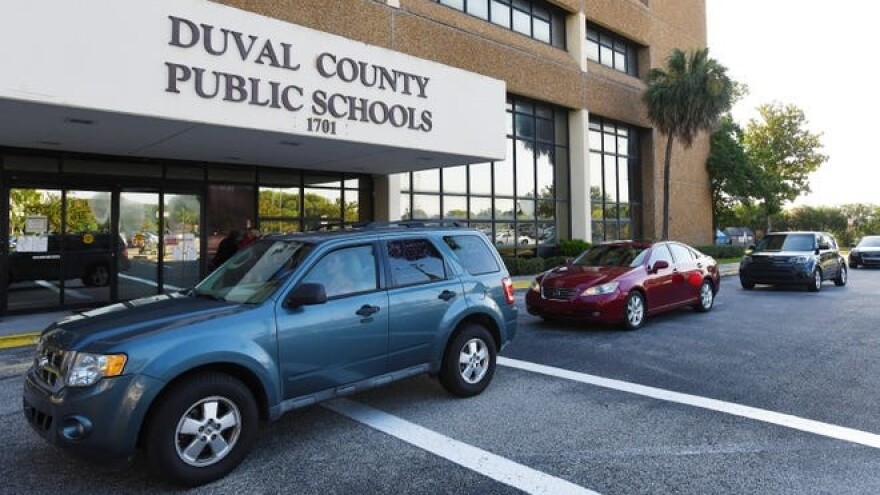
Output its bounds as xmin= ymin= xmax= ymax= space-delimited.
xmin=525 ymin=240 xmax=720 ymax=330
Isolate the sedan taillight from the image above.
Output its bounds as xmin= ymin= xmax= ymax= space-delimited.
xmin=502 ymin=277 xmax=515 ymax=305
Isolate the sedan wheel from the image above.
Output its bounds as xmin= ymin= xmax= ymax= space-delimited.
xmin=622 ymin=292 xmax=645 ymax=330
xmin=808 ymin=269 xmax=822 ymax=292
xmin=694 ymin=280 xmax=714 ymax=312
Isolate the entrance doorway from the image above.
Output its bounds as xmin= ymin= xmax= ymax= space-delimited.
xmin=6 ymin=188 xmax=202 ymax=313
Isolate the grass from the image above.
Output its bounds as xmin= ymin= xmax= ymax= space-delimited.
xmin=716 ymin=257 xmax=742 ymax=265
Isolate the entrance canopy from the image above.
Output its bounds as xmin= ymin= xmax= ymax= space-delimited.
xmin=0 ymin=0 xmax=507 ymax=174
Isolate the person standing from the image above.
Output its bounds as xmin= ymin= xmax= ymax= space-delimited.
xmin=239 ymin=227 xmax=260 ymax=249
xmin=211 ymin=230 xmax=240 ymax=270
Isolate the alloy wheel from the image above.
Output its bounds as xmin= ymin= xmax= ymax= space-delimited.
xmin=700 ymin=282 xmax=713 ymax=309
xmin=459 ymin=338 xmax=490 ymax=384
xmin=626 ymin=294 xmax=644 ymax=327
xmin=174 ymin=396 xmax=242 ymax=468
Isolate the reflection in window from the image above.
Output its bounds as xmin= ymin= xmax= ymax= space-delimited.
xmin=387 ymin=239 xmax=446 ymax=286
xmin=590 ymin=116 xmax=641 ymax=243
xmin=435 ymin=0 xmax=566 ymax=48
xmin=586 ymin=24 xmax=639 ymax=76
xmin=302 ymin=245 xmax=377 ymax=298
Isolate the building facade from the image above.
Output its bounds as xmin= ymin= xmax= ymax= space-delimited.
xmin=0 ymin=0 xmax=710 ymax=314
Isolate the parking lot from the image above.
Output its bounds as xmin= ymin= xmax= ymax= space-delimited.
xmin=2 ymin=269 xmax=880 ymax=494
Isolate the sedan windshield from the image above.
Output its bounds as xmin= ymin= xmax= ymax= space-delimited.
xmin=194 ymin=240 xmax=313 ymax=304
xmin=573 ymin=245 xmax=647 ymax=268
xmin=754 ymin=234 xmax=815 ymax=252
xmin=858 ymin=236 xmax=880 ymax=248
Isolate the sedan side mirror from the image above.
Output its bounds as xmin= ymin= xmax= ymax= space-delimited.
xmin=649 ymin=260 xmax=669 ymax=274
xmin=285 ymin=283 xmax=327 ymax=308
xmin=565 ymin=257 xmax=574 ymax=265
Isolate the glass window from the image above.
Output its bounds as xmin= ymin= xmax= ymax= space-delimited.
xmin=586 ymin=24 xmax=639 ymax=77
xmin=301 ymin=245 xmax=378 ymax=299
xmin=515 ymin=140 xmax=535 ymax=197
xmin=259 ymin=187 xmax=300 ymax=218
xmin=412 ymin=169 xmax=440 ymax=192
xmin=468 ymin=0 xmax=490 ymax=19
xmin=490 ymin=0 xmax=511 ymax=28
xmin=470 ymin=197 xmax=493 ymax=219
xmin=304 ymin=188 xmax=341 ymax=220
xmin=441 ymin=0 xmax=464 ymax=8
xmin=494 ymin=141 xmax=515 ymax=197
xmin=512 ymin=8 xmax=531 ymax=35
xmin=387 ymin=239 xmax=446 ymax=287
xmin=412 ymin=194 xmax=441 ymax=219
xmin=668 ymin=243 xmax=695 ymax=263
xmin=443 ymin=195 xmax=468 ymax=219
xmin=444 ymin=235 xmax=500 ymax=275
xmin=590 ymin=116 xmax=642 ymax=242
xmin=435 ymin=0 xmax=563 ymax=47
xmin=470 ymin=162 xmax=492 ymax=195
xmin=648 ymin=244 xmax=673 ymax=266
xmin=443 ymin=165 xmax=468 ymax=194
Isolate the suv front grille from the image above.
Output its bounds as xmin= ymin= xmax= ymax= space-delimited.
xmin=542 ymin=287 xmax=577 ymax=300
xmin=34 ymin=348 xmax=67 ymax=391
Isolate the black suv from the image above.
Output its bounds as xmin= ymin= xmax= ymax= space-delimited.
xmin=9 ymin=233 xmax=130 ymax=287
xmin=739 ymin=231 xmax=847 ymax=292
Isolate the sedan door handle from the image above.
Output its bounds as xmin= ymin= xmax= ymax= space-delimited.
xmin=356 ymin=305 xmax=380 ymax=317
xmin=438 ymin=290 xmax=457 ymax=301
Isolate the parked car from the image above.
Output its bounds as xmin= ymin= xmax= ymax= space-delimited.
xmin=738 ymin=231 xmax=847 ymax=291
xmin=23 ymin=224 xmax=517 ymax=486
xmin=525 ymin=240 xmax=720 ymax=330
xmin=495 ymin=230 xmax=534 ymax=246
xmin=9 ymin=233 xmax=130 ymax=287
xmin=849 ymin=235 xmax=880 ymax=268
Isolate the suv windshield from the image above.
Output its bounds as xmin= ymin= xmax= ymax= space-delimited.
xmin=194 ymin=240 xmax=313 ymax=304
xmin=858 ymin=236 xmax=880 ymax=248
xmin=754 ymin=234 xmax=815 ymax=252
xmin=573 ymin=244 xmax=647 ymax=268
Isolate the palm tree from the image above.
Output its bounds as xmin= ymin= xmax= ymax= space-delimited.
xmin=643 ymin=48 xmax=735 ymax=239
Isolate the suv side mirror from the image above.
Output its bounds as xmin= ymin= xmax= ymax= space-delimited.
xmin=649 ymin=260 xmax=669 ymax=274
xmin=285 ymin=283 xmax=327 ymax=308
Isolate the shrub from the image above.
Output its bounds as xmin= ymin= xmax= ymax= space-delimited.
xmin=558 ymin=239 xmax=591 ymax=257
xmin=696 ymin=245 xmax=746 ymax=259
xmin=501 ymin=256 xmax=548 ymax=276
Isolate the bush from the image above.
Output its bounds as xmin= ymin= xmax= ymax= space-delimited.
xmin=501 ymin=256 xmax=547 ymax=276
xmin=696 ymin=245 xmax=746 ymax=259
xmin=558 ymin=239 xmax=591 ymax=257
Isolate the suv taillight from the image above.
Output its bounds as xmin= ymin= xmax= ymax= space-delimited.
xmin=502 ymin=277 xmax=515 ymax=305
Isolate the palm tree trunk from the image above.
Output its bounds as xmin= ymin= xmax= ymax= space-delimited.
xmin=662 ymin=133 xmax=674 ymax=240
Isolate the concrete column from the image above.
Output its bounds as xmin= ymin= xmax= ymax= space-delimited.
xmin=373 ymin=173 xmax=401 ymax=222
xmin=566 ymin=12 xmax=587 ymax=72
xmin=569 ymin=109 xmax=592 ymax=242
xmin=385 ymin=0 xmax=401 ymax=8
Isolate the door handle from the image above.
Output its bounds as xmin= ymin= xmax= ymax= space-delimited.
xmin=438 ymin=290 xmax=457 ymax=301
xmin=356 ymin=305 xmax=380 ymax=317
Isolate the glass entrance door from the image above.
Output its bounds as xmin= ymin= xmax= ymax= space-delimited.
xmin=8 ymin=188 xmax=63 ymax=312
xmin=118 ymin=192 xmax=160 ymax=301
xmin=62 ymin=190 xmax=113 ymax=307
xmin=162 ymin=193 xmax=201 ymax=292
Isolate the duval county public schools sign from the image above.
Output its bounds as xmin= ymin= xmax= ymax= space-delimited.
xmin=0 ymin=0 xmax=505 ymax=159
xmin=166 ymin=15 xmax=433 ymax=135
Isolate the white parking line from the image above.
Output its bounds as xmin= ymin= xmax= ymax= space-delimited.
xmin=325 ymin=399 xmax=602 ymax=495
xmin=34 ymin=281 xmax=91 ymax=300
xmin=499 ymin=357 xmax=880 ymax=450
xmin=118 ymin=274 xmax=183 ymax=291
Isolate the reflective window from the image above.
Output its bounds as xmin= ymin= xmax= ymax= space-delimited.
xmin=586 ymin=24 xmax=639 ymax=77
xmin=648 ymin=244 xmax=673 ymax=266
xmin=668 ymin=243 xmax=695 ymax=263
xmin=589 ymin=116 xmax=641 ymax=243
xmin=435 ymin=0 xmax=566 ymax=48
xmin=301 ymin=245 xmax=378 ymax=299
xmin=386 ymin=239 xmax=447 ymax=287
xmin=444 ymin=235 xmax=500 ymax=275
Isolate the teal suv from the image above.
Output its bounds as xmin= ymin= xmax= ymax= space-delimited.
xmin=22 ymin=223 xmax=517 ymax=486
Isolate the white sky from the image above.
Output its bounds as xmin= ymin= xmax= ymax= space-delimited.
xmin=706 ymin=0 xmax=880 ymax=207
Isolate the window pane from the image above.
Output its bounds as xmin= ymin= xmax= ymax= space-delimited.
xmin=512 ymin=9 xmax=530 ymax=35
xmin=443 ymin=195 xmax=468 ymax=219
xmin=600 ymin=45 xmax=614 ymax=65
xmin=537 ymin=200 xmax=554 ymax=220
xmin=399 ymin=193 xmax=411 ymax=220
xmin=536 ymin=118 xmax=553 ymax=142
xmin=517 ymin=199 xmax=535 ymax=220
xmin=440 ymin=0 xmax=464 ymax=9
xmin=259 ymin=187 xmax=300 ymax=218
xmin=603 ymin=132 xmax=616 ymax=154
xmin=470 ymin=162 xmax=492 ymax=195
xmin=604 ymin=154 xmax=618 ymax=203
xmin=304 ymin=188 xmax=341 ymax=220
xmin=613 ymin=51 xmax=627 ymax=72
xmin=343 ymin=177 xmax=360 ymax=189
xmin=412 ymin=169 xmax=440 ymax=192
xmin=533 ymin=18 xmax=550 ymax=43
xmin=494 ymin=141 xmax=514 ymax=196
xmin=536 ymin=144 xmax=554 ymax=199
xmin=303 ymin=245 xmax=377 ymax=298
xmin=398 ymin=172 xmax=411 ymax=192
xmin=589 ymin=130 xmax=602 ymax=151
xmin=618 ymin=157 xmax=630 ymax=203
xmin=260 ymin=220 xmax=300 ymax=235
xmin=495 ymin=198 xmax=515 ymax=220
xmin=589 ymin=152 xmax=603 ymax=193
xmin=515 ymin=139 xmax=535 ymax=198
xmin=304 ymin=173 xmax=340 ymax=188
xmin=587 ymin=40 xmax=599 ymax=62
xmin=470 ymin=197 xmax=493 ymax=219
xmin=412 ymin=194 xmax=440 ymax=219
xmin=515 ymin=113 xmax=535 ymax=139
xmin=538 ymin=222 xmax=555 ymax=244
xmin=443 ymin=165 xmax=468 ymax=194
xmin=619 ymin=221 xmax=631 ymax=240
xmin=468 ymin=0 xmax=489 ymax=19
xmin=444 ymin=235 xmax=500 ymax=275
xmin=490 ymin=1 xmax=511 ymax=28
xmin=387 ymin=239 xmax=446 ymax=286
xmin=343 ymin=193 xmax=359 ymax=222
xmin=591 ymin=222 xmax=604 ymax=244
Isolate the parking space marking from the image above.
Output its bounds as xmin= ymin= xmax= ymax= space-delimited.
xmin=118 ymin=274 xmax=183 ymax=291
xmin=325 ymin=399 xmax=602 ymax=495
xmin=34 ymin=281 xmax=91 ymax=300
xmin=500 ymin=357 xmax=880 ymax=450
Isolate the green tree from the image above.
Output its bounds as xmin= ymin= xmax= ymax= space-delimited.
xmin=706 ymin=115 xmax=758 ymax=231
xmin=744 ymin=103 xmax=827 ymax=231
xmin=643 ymin=48 xmax=736 ymax=239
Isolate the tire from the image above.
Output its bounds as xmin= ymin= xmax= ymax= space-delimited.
xmin=622 ymin=291 xmax=646 ymax=330
xmin=694 ymin=279 xmax=715 ymax=312
xmin=439 ymin=324 xmax=497 ymax=397
xmin=834 ymin=265 xmax=848 ymax=286
xmin=145 ymin=372 xmax=258 ymax=487
xmin=82 ymin=265 xmax=110 ymax=287
xmin=850 ymin=261 xmax=859 ymax=269
xmin=740 ymin=277 xmax=755 ymax=290
xmin=807 ymin=268 xmax=822 ymax=292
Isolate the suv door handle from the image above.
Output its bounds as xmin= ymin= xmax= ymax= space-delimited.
xmin=356 ymin=305 xmax=380 ymax=317
xmin=438 ymin=290 xmax=457 ymax=301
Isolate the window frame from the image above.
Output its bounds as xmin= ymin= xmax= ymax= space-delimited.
xmin=297 ymin=242 xmax=382 ymax=301
xmin=586 ymin=24 xmax=639 ymax=77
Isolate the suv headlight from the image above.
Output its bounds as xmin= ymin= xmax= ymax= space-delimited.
xmin=66 ymin=352 xmax=127 ymax=387
xmin=582 ymin=282 xmax=619 ymax=297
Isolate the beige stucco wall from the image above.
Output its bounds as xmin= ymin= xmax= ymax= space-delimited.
xmin=216 ymin=0 xmax=713 ymax=245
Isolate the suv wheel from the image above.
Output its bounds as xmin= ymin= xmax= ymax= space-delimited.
xmin=82 ymin=265 xmax=110 ymax=287
xmin=622 ymin=291 xmax=646 ymax=330
xmin=145 ymin=372 xmax=258 ymax=487
xmin=439 ymin=324 xmax=497 ymax=397
xmin=834 ymin=265 xmax=848 ymax=286
xmin=808 ymin=269 xmax=823 ymax=292
xmin=694 ymin=280 xmax=715 ymax=312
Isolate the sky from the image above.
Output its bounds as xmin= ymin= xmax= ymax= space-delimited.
xmin=706 ymin=0 xmax=879 ymax=207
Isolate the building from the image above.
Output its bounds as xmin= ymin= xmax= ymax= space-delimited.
xmin=0 ymin=0 xmax=711 ymax=314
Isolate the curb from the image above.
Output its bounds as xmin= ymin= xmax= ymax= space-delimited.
xmin=0 ymin=333 xmax=40 ymax=350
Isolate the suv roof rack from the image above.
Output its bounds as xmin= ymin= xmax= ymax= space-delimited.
xmin=305 ymin=220 xmax=468 ymax=232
